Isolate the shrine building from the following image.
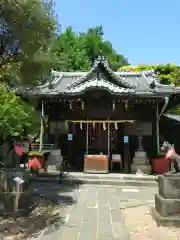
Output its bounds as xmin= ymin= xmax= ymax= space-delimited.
xmin=22 ymin=56 xmax=180 ymax=174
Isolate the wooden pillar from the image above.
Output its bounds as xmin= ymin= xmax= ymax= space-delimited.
xmin=86 ymin=121 xmax=89 ymax=154
xmin=67 ymin=121 xmax=73 ymax=166
xmin=107 ymin=119 xmax=110 ymax=156
xmin=118 ymin=123 xmax=124 ymax=168
xmin=152 ymin=102 xmax=158 ymax=157
xmin=47 ymin=116 xmax=50 ymax=143
xmin=123 ymin=123 xmax=130 ymax=173
xmin=39 ymin=99 xmax=44 ymax=152
xmin=156 ymin=101 xmax=160 ymax=154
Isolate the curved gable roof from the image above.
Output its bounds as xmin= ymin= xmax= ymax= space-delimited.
xmin=21 ymin=57 xmax=180 ymax=97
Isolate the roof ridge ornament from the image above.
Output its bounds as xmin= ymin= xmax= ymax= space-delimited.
xmin=141 ymin=70 xmax=156 ymax=89
xmin=94 ymin=55 xmax=109 ymax=67
xmin=48 ymin=70 xmax=55 ymax=89
xmin=144 ymin=70 xmax=175 ymax=89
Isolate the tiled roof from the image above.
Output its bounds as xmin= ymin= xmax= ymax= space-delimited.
xmin=26 ymin=56 xmax=180 ymax=97
xmin=64 ymin=78 xmax=135 ymax=95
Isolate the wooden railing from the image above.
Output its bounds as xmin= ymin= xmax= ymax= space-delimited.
xmin=31 ymin=143 xmax=55 ymax=151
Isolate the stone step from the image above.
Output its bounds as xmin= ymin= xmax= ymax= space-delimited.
xmin=155 ymin=193 xmax=180 ymax=217
xmin=28 ymin=175 xmax=157 ymax=187
xmin=133 ymin=157 xmax=149 ymax=165
xmin=151 ymin=206 xmax=180 ymax=227
xmin=30 ymin=172 xmax=157 ymax=182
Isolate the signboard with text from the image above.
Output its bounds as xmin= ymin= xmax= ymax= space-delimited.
xmin=68 ymin=134 xmax=73 ymax=141
xmin=124 ymin=136 xmax=129 ymax=143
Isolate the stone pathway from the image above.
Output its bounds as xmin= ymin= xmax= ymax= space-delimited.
xmin=25 ymin=182 xmax=180 ymax=240
xmin=40 ymin=184 xmax=133 ymax=240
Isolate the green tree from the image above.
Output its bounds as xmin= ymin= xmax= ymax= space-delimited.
xmin=50 ymin=27 xmax=91 ymax=72
xmin=79 ymin=26 xmax=129 ymax=70
xmin=50 ymin=26 xmax=129 ymax=72
xmin=0 ymin=0 xmax=57 ymax=86
xmin=119 ymin=64 xmax=180 ymax=85
xmin=0 ymin=85 xmax=39 ymax=139
xmin=119 ymin=64 xmax=180 ymax=114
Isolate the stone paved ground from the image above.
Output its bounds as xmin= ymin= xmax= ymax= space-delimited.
xmin=0 ymin=182 xmax=159 ymax=239
xmin=123 ymin=205 xmax=180 ymax=240
xmin=3 ymin=181 xmax=180 ymax=239
xmin=29 ymin=183 xmax=157 ymax=240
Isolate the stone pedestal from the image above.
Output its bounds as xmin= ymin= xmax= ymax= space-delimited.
xmin=46 ymin=149 xmax=63 ymax=172
xmin=131 ymin=150 xmax=151 ymax=174
xmin=152 ymin=174 xmax=180 ymax=226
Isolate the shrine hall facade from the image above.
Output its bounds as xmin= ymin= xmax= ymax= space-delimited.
xmin=23 ymin=56 xmax=180 ymax=173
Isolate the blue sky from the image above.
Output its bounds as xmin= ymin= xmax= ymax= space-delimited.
xmin=55 ymin=0 xmax=180 ymax=65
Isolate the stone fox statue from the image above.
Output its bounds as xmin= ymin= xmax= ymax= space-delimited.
xmin=161 ymin=141 xmax=180 ymax=173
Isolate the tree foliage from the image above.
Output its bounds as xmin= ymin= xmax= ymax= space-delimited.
xmin=0 ymin=0 xmax=58 ymax=86
xmin=119 ymin=64 xmax=180 ymax=114
xmin=50 ymin=26 xmax=129 ymax=72
xmin=50 ymin=27 xmax=91 ymax=72
xmin=119 ymin=64 xmax=180 ymax=86
xmin=0 ymin=85 xmax=39 ymax=139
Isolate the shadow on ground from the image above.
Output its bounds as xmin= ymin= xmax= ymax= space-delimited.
xmin=0 ymin=179 xmax=80 ymax=239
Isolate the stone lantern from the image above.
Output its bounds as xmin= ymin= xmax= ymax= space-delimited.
xmin=131 ymin=127 xmax=152 ymax=174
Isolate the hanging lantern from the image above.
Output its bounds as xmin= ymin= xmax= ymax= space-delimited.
xmin=103 ymin=122 xmax=106 ymax=131
xmin=81 ymin=101 xmax=84 ymax=110
xmin=80 ymin=122 xmax=83 ymax=130
xmin=115 ymin=122 xmax=118 ymax=130
xmin=113 ymin=101 xmax=115 ymax=110
xmin=69 ymin=101 xmax=72 ymax=110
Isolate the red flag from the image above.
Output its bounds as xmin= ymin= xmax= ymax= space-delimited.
xmin=14 ymin=144 xmax=23 ymax=157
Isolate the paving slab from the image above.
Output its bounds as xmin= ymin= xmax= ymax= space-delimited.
xmin=28 ymin=182 xmax=157 ymax=240
xmin=37 ymin=184 xmax=133 ymax=240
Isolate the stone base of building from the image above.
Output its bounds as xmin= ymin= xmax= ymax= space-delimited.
xmin=131 ymin=164 xmax=152 ymax=174
xmin=152 ymin=174 xmax=180 ymax=226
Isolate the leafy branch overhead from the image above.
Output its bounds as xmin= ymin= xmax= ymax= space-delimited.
xmin=0 ymin=0 xmax=58 ymax=86
xmin=119 ymin=64 xmax=180 ymax=114
xmin=119 ymin=64 xmax=180 ymax=86
xmin=0 ymin=85 xmax=39 ymax=139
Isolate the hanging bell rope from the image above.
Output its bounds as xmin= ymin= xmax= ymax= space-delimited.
xmin=81 ymin=101 xmax=84 ymax=110
xmin=69 ymin=101 xmax=72 ymax=110
xmin=113 ymin=101 xmax=115 ymax=110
